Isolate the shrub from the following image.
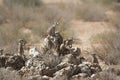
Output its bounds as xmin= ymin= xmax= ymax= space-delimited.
xmin=0 ymin=24 xmax=30 ymax=54
xmin=3 ymin=0 xmax=42 ymax=7
xmin=75 ymin=1 xmax=107 ymax=21
xmin=90 ymin=31 xmax=120 ymax=65
xmin=105 ymin=51 xmax=120 ymax=65
xmin=94 ymin=0 xmax=115 ymax=5
xmin=0 ymin=1 xmax=72 ymax=50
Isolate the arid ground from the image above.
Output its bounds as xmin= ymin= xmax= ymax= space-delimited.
xmin=0 ymin=0 xmax=120 ymax=80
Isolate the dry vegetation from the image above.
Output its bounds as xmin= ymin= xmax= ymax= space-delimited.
xmin=0 ymin=68 xmax=27 ymax=80
xmin=0 ymin=0 xmax=120 ymax=80
xmin=90 ymin=12 xmax=120 ymax=65
xmin=0 ymin=0 xmax=73 ymax=50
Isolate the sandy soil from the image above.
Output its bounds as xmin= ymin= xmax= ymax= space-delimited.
xmin=70 ymin=20 xmax=115 ymax=50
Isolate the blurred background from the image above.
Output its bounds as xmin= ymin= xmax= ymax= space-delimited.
xmin=0 ymin=0 xmax=120 ymax=64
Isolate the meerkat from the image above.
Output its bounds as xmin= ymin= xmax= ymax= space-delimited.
xmin=91 ymin=53 xmax=99 ymax=64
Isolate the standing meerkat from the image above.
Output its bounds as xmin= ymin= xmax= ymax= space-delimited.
xmin=91 ymin=53 xmax=99 ymax=64
xmin=18 ymin=39 xmax=26 ymax=56
xmin=90 ymin=53 xmax=102 ymax=73
xmin=64 ymin=38 xmax=73 ymax=49
xmin=0 ymin=49 xmax=3 ymax=55
xmin=47 ymin=22 xmax=58 ymax=36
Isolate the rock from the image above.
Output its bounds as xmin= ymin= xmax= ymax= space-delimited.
xmin=70 ymin=47 xmax=81 ymax=57
xmin=29 ymin=47 xmax=41 ymax=58
xmin=26 ymin=58 xmax=46 ymax=69
xmin=52 ymin=75 xmax=68 ymax=80
xmin=6 ymin=67 xmax=14 ymax=71
xmin=62 ymin=54 xmax=79 ymax=65
xmin=41 ymin=67 xmax=56 ymax=77
xmin=72 ymin=73 xmax=88 ymax=79
xmin=78 ymin=64 xmax=92 ymax=76
xmin=28 ymin=75 xmax=51 ymax=80
xmin=42 ymin=75 xmax=51 ymax=80
xmin=91 ymin=74 xmax=97 ymax=78
xmin=54 ymin=65 xmax=78 ymax=80
xmin=0 ymin=55 xmax=7 ymax=67
xmin=28 ymin=75 xmax=42 ymax=80
xmin=90 ymin=63 xmax=102 ymax=74
xmin=5 ymin=55 xmax=25 ymax=70
xmin=55 ymin=62 xmax=72 ymax=70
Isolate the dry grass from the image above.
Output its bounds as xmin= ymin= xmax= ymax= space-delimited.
xmin=75 ymin=1 xmax=107 ymax=21
xmin=90 ymin=70 xmax=119 ymax=80
xmin=0 ymin=0 xmax=119 ymax=62
xmin=90 ymin=31 xmax=120 ymax=64
xmin=1 ymin=0 xmax=120 ymax=80
xmin=90 ymin=11 xmax=120 ymax=64
xmin=0 ymin=68 xmax=27 ymax=80
xmin=94 ymin=0 xmax=115 ymax=5
xmin=109 ymin=13 xmax=120 ymax=29
xmin=3 ymin=0 xmax=42 ymax=7
xmin=0 ymin=0 xmax=73 ymax=49
xmin=0 ymin=0 xmax=115 ymax=49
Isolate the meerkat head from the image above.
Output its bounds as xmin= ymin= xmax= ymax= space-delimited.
xmin=91 ymin=53 xmax=96 ymax=57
